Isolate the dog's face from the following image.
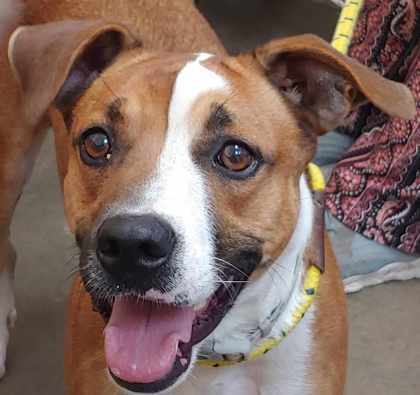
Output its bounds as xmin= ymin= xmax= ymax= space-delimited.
xmin=9 ymin=21 xmax=415 ymax=394
xmin=60 ymin=49 xmax=314 ymax=392
xmin=68 ymin=50 xmax=310 ymax=285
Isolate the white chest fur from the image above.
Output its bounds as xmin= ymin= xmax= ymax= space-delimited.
xmin=167 ymin=176 xmax=316 ymax=395
xmin=169 ymin=307 xmax=315 ymax=395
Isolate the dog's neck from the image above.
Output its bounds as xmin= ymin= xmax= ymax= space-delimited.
xmin=201 ymin=175 xmax=315 ymax=357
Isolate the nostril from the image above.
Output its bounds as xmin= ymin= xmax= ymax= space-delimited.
xmin=139 ymin=240 xmax=168 ymax=260
xmin=99 ymin=237 xmax=120 ymax=258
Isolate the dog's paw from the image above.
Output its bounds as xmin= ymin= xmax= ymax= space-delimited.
xmin=0 ymin=270 xmax=16 ymax=379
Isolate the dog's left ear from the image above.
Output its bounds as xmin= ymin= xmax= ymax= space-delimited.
xmin=8 ymin=20 xmax=138 ymax=127
xmin=252 ymin=34 xmax=415 ymax=133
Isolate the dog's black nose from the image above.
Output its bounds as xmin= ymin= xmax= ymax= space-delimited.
xmin=97 ymin=215 xmax=176 ymax=277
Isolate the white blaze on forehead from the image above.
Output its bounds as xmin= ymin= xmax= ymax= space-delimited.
xmin=168 ymin=52 xmax=226 ymax=136
xmin=148 ymin=53 xmax=228 ymax=301
xmin=149 ymin=54 xmax=228 ymax=300
xmin=116 ymin=53 xmax=229 ymax=303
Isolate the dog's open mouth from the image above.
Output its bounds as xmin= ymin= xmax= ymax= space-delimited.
xmin=102 ymin=280 xmax=245 ymax=393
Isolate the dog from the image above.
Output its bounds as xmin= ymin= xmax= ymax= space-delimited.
xmin=0 ymin=1 xmax=415 ymax=394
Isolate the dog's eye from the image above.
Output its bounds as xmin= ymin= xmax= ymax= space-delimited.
xmin=218 ymin=143 xmax=253 ymax=172
xmin=215 ymin=141 xmax=259 ymax=178
xmin=80 ymin=127 xmax=112 ymax=166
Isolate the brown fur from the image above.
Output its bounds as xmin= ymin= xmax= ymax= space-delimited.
xmin=0 ymin=1 xmax=415 ymax=394
xmin=23 ymin=0 xmax=224 ymax=54
xmin=66 ymin=278 xmax=111 ymax=395
xmin=309 ymin=236 xmax=348 ymax=394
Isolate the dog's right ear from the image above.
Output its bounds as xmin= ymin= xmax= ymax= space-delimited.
xmin=8 ymin=20 xmax=138 ymax=126
xmin=251 ymin=34 xmax=415 ymax=134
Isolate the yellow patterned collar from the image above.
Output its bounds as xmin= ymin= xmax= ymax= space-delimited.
xmin=197 ymin=163 xmax=325 ymax=368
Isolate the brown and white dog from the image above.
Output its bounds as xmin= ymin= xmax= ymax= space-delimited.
xmin=0 ymin=1 xmax=415 ymax=394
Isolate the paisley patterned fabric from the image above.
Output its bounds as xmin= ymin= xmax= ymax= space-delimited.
xmin=326 ymin=0 xmax=420 ymax=255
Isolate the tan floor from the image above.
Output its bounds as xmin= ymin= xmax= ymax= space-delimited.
xmin=1 ymin=1 xmax=419 ymax=394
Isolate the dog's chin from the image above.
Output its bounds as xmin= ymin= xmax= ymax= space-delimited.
xmin=95 ymin=276 xmax=248 ymax=394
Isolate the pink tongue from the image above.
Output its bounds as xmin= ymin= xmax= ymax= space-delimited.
xmin=104 ymin=297 xmax=195 ymax=384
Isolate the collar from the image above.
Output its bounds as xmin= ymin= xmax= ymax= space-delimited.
xmin=197 ymin=163 xmax=325 ymax=368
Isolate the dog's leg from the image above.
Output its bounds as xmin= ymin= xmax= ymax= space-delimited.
xmin=0 ymin=119 xmax=47 ymax=378
xmin=0 ymin=47 xmax=48 ymax=376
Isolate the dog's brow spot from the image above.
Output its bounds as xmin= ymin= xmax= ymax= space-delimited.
xmin=107 ymin=98 xmax=124 ymax=124
xmin=206 ymin=103 xmax=234 ymax=132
